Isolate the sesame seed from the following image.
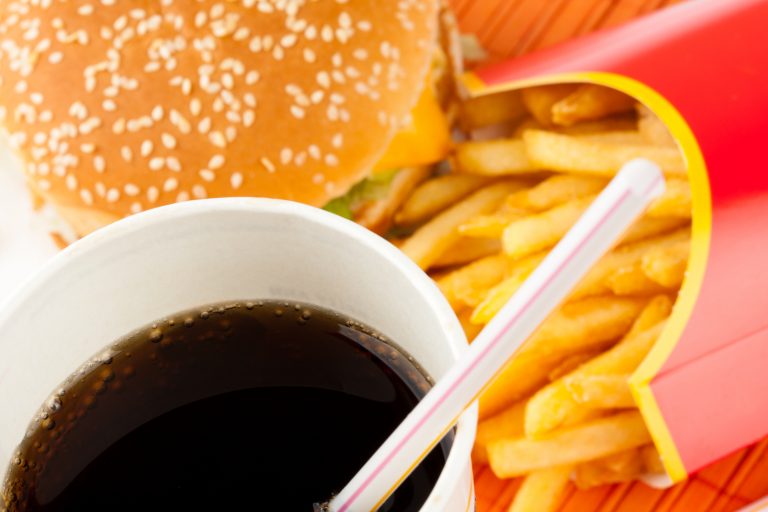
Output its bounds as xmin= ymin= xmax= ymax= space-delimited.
xmin=209 ymin=154 xmax=225 ymax=169
xmin=130 ymin=202 xmax=142 ymax=214
xmin=305 ymin=25 xmax=317 ymax=40
xmin=225 ymin=126 xmax=237 ymax=142
xmin=295 ymin=152 xmax=307 ymax=166
xmin=190 ymin=98 xmax=202 ymax=116
xmin=192 ymin=185 xmax=207 ymax=199
xmin=308 ymin=145 xmax=321 ymax=160
xmin=290 ymin=106 xmax=305 ymax=119
xmin=221 ymin=73 xmax=234 ymax=89
xmin=121 ymin=146 xmax=133 ymax=162
xmin=325 ymin=154 xmax=339 ymax=166
xmin=66 ymin=174 xmax=78 ymax=190
xmin=163 ymin=178 xmax=178 ymax=192
xmin=198 ymin=117 xmax=212 ymax=134
xmin=151 ymin=105 xmax=164 ymax=121
xmin=95 ymin=182 xmax=106 ymax=197
xmin=210 ymin=131 xmax=227 ymax=147
xmin=353 ymin=49 xmax=368 ymax=60
xmin=199 ymin=169 xmax=215 ymax=182
xmin=48 ymin=52 xmax=63 ymax=64
xmin=176 ymin=191 xmax=190 ymax=202
xmin=317 ymin=71 xmax=330 ymax=89
xmin=321 ymin=25 xmax=333 ymax=42
xmin=141 ymin=140 xmax=153 ymax=157
xmin=243 ymin=110 xmax=255 ymax=127
xmin=161 ymin=133 xmax=177 ymax=149
xmin=280 ymin=148 xmax=292 ymax=165
xmin=230 ymin=172 xmax=243 ymax=189
xmin=106 ymin=188 xmax=120 ymax=203
xmin=81 ymin=143 xmax=96 ymax=153
xmin=94 ymin=156 xmax=106 ymax=173
xmin=124 ymin=183 xmax=140 ymax=196
xmin=103 ymin=99 xmax=117 ymax=111
xmin=80 ymin=189 xmax=94 ymax=205
xmin=281 ymin=34 xmax=297 ymax=48
xmin=147 ymin=186 xmax=159 ymax=203
xmin=312 ymin=173 xmax=324 ymax=184
xmin=332 ymin=133 xmax=343 ymax=148
xmin=260 ymin=157 xmax=275 ymax=173
xmin=245 ymin=70 xmax=259 ymax=85
xmin=310 ymin=90 xmax=324 ymax=104
xmin=149 ymin=157 xmax=164 ymax=170
xmin=272 ymin=46 xmax=284 ymax=60
xmin=358 ymin=20 xmax=372 ymax=31
xmin=167 ymin=157 xmax=182 ymax=172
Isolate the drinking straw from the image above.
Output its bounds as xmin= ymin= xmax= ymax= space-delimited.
xmin=327 ymin=159 xmax=665 ymax=512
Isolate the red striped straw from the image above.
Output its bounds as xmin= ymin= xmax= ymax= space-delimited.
xmin=327 ymin=159 xmax=666 ymax=512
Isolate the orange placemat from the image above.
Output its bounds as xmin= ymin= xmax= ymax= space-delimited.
xmin=475 ymin=437 xmax=768 ymax=512
xmin=450 ymin=0 xmax=768 ymax=510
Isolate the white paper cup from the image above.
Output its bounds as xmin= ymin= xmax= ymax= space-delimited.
xmin=0 ymin=198 xmax=477 ymax=511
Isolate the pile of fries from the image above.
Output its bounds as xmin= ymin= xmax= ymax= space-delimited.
xmin=393 ymin=83 xmax=691 ymax=511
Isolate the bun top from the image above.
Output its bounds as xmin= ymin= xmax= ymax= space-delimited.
xmin=0 ymin=0 xmax=439 ymax=235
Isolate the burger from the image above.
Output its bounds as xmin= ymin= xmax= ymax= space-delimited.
xmin=0 ymin=0 xmax=461 ymax=237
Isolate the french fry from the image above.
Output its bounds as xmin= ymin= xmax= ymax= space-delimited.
xmin=637 ymin=104 xmax=677 ymax=147
xmin=620 ymin=217 xmax=689 ymax=245
xmin=625 ymin=295 xmax=674 ymax=338
xmin=521 ymin=84 xmax=578 ymax=126
xmin=606 ymin=263 xmax=669 ymax=296
xmin=356 ymin=166 xmax=432 ymax=234
xmin=460 ymin=90 xmax=527 ymax=130
xmin=551 ymin=84 xmax=636 ymax=126
xmin=489 ymin=411 xmax=652 ymax=477
xmin=646 ymin=179 xmax=692 ymax=219
xmin=400 ymin=181 xmax=525 ymax=269
xmin=547 ymin=351 xmax=603 ymax=381
xmin=640 ymin=444 xmax=665 ymax=474
xmin=471 ymin=253 xmax=546 ymax=323
xmin=524 ymin=321 xmax=665 ymax=436
xmin=512 ymin=116 xmax=545 ymax=137
xmin=474 ymin=401 xmax=527 ymax=465
xmin=508 ymin=466 xmax=572 ymax=512
xmin=502 ymin=196 xmax=596 ymax=259
xmin=641 ymin=239 xmax=690 ymax=288
xmin=454 ymin=139 xmax=538 ymax=176
xmin=575 ymin=131 xmax=647 ymax=145
xmin=431 ymin=237 xmax=502 ymax=267
xmin=555 ymin=115 xmax=638 ymax=136
xmin=457 ymin=308 xmax=484 ymax=342
xmin=565 ymin=374 xmax=635 ymax=409
xmin=458 ymin=210 xmax=526 ymax=238
xmin=395 ymin=174 xmax=494 ymax=226
xmin=437 ymin=254 xmax=513 ymax=309
xmin=506 ymin=174 xmax=608 ymax=212
xmin=573 ymin=448 xmax=644 ymax=489
xmin=479 ymin=296 xmax=646 ymax=418
xmin=523 ymin=129 xmax=687 ymax=178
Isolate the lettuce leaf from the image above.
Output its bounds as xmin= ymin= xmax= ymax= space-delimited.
xmin=323 ymin=169 xmax=400 ymax=220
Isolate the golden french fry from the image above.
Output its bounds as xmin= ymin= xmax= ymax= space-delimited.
xmin=637 ymin=104 xmax=677 ymax=147
xmin=471 ymin=253 xmax=546 ymax=323
xmin=431 ymin=237 xmax=502 ymax=268
xmin=479 ymin=296 xmax=646 ymax=419
xmin=521 ymin=84 xmax=578 ymax=126
xmin=575 ymin=131 xmax=647 ymax=145
xmin=525 ymin=321 xmax=664 ymax=436
xmin=357 ymin=166 xmax=432 ymax=234
xmin=512 ymin=117 xmax=545 ymax=137
xmin=606 ymin=263 xmax=670 ymax=296
xmin=646 ymin=179 xmax=692 ymax=219
xmin=620 ymin=217 xmax=690 ymax=245
xmin=508 ymin=466 xmax=572 ymax=512
xmin=489 ymin=411 xmax=652 ymax=477
xmin=396 ymin=174 xmax=495 ymax=226
xmin=437 ymin=254 xmax=512 ymax=309
xmin=625 ymin=295 xmax=674 ymax=338
xmin=551 ymin=85 xmax=636 ymax=126
xmin=641 ymin=444 xmax=665 ymax=474
xmin=400 ymin=182 xmax=525 ymax=269
xmin=573 ymin=448 xmax=644 ymax=489
xmin=523 ymin=129 xmax=687 ymax=178
xmin=454 ymin=139 xmax=537 ymax=176
xmin=460 ymin=90 xmax=527 ymax=130
xmin=555 ymin=115 xmax=638 ymax=136
xmin=458 ymin=210 xmax=527 ymax=238
xmin=641 ymin=239 xmax=690 ymax=288
xmin=457 ymin=308 xmax=484 ymax=343
xmin=547 ymin=351 xmax=603 ymax=381
xmin=502 ymin=196 xmax=596 ymax=259
xmin=506 ymin=174 xmax=608 ymax=212
xmin=473 ymin=401 xmax=527 ymax=465
xmin=565 ymin=374 xmax=635 ymax=409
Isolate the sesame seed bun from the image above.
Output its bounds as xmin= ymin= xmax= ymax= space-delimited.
xmin=0 ymin=0 xmax=440 ymax=236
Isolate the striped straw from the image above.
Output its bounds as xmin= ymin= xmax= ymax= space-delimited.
xmin=327 ymin=159 xmax=665 ymax=512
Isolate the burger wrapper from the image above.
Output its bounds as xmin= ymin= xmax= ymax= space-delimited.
xmin=461 ymin=0 xmax=768 ymax=483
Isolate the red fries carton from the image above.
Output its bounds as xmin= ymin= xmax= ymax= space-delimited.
xmin=461 ymin=0 xmax=768 ymax=482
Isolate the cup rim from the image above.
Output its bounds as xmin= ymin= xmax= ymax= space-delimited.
xmin=0 ymin=197 xmax=478 ymax=507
